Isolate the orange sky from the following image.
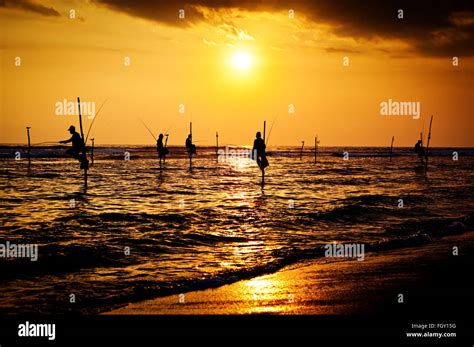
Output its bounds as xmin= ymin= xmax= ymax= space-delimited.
xmin=1 ymin=1 xmax=473 ymax=146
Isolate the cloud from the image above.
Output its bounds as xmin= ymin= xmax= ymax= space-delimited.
xmin=216 ymin=23 xmax=254 ymax=41
xmin=2 ymin=0 xmax=60 ymax=17
xmin=203 ymin=38 xmax=217 ymax=46
xmin=91 ymin=1 xmax=205 ymax=26
xmin=92 ymin=0 xmax=474 ymax=56
xmin=325 ymin=47 xmax=362 ymax=54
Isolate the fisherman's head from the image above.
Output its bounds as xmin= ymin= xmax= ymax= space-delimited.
xmin=256 ymin=131 xmax=261 ymax=139
xmin=188 ymin=134 xmax=192 ymax=139
xmin=68 ymin=125 xmax=76 ymax=134
xmin=159 ymin=134 xmax=163 ymax=139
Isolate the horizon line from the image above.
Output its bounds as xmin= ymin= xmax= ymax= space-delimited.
xmin=1 ymin=143 xmax=473 ymax=149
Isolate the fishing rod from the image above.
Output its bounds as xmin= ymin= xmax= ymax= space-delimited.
xmin=85 ymin=99 xmax=108 ymax=144
xmin=138 ymin=117 xmax=157 ymax=141
xmin=162 ymin=133 xmax=169 ymax=165
xmin=265 ymin=113 xmax=278 ymax=146
xmin=32 ymin=141 xmax=60 ymax=145
xmin=164 ymin=122 xmax=174 ymax=136
xmin=424 ymin=115 xmax=433 ymax=174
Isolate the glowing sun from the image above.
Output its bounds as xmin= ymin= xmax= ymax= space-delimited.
xmin=231 ymin=52 xmax=252 ymax=71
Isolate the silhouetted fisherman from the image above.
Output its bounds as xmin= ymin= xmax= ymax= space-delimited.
xmin=414 ymin=139 xmax=425 ymax=163
xmin=157 ymin=133 xmax=169 ymax=168
xmin=157 ymin=134 xmax=169 ymax=158
xmin=185 ymin=134 xmax=196 ymax=156
xmin=253 ymin=131 xmax=269 ymax=170
xmin=60 ymin=125 xmax=88 ymax=169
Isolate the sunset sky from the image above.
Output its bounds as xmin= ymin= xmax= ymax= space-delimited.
xmin=1 ymin=0 xmax=473 ymax=146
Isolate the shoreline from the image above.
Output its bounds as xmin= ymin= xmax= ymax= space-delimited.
xmin=105 ymin=232 xmax=474 ymax=315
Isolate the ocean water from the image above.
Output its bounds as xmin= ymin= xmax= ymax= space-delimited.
xmin=0 ymin=146 xmax=473 ymax=314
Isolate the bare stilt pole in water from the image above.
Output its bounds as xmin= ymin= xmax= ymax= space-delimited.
xmin=418 ymin=132 xmax=425 ymax=164
xmin=164 ymin=134 xmax=169 ymax=166
xmin=314 ymin=135 xmax=319 ymax=164
xmin=91 ymin=138 xmax=95 ymax=166
xmin=424 ymin=115 xmax=433 ymax=175
xmin=390 ymin=136 xmax=394 ymax=161
xmin=261 ymin=121 xmax=266 ymax=190
xmin=189 ymin=122 xmax=193 ymax=171
xmin=216 ymin=131 xmax=219 ymax=163
xmin=26 ymin=127 xmax=31 ymax=169
xmin=299 ymin=141 xmax=304 ymax=160
xmin=77 ymin=97 xmax=88 ymax=190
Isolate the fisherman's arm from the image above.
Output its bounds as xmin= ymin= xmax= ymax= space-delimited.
xmin=253 ymin=139 xmax=258 ymax=151
xmin=59 ymin=136 xmax=73 ymax=144
xmin=252 ymin=140 xmax=258 ymax=159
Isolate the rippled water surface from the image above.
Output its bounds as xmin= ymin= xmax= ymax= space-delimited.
xmin=1 ymin=146 xmax=473 ymax=313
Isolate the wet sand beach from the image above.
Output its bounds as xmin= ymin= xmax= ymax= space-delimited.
xmin=107 ymin=232 xmax=474 ymax=316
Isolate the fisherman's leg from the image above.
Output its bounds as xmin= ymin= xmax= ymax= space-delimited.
xmin=72 ymin=151 xmax=82 ymax=160
xmin=66 ymin=148 xmax=82 ymax=160
xmin=79 ymin=153 xmax=89 ymax=169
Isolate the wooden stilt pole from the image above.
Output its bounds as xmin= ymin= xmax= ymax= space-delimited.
xmin=424 ymin=116 xmax=433 ymax=175
xmin=158 ymin=136 xmax=162 ymax=172
xmin=164 ymin=134 xmax=169 ymax=166
xmin=262 ymin=121 xmax=266 ymax=190
xmin=390 ymin=136 xmax=394 ymax=161
xmin=216 ymin=131 xmax=219 ymax=163
xmin=418 ymin=132 xmax=424 ymax=164
xmin=77 ymin=97 xmax=88 ymax=190
xmin=84 ymin=163 xmax=88 ymax=189
xmin=299 ymin=141 xmax=304 ymax=160
xmin=189 ymin=122 xmax=192 ymax=171
xmin=314 ymin=136 xmax=318 ymax=163
xmin=91 ymin=138 xmax=94 ymax=166
xmin=26 ymin=127 xmax=31 ymax=169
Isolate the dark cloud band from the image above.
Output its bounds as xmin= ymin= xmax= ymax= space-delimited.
xmin=2 ymin=0 xmax=60 ymax=17
xmin=93 ymin=0 xmax=474 ymax=56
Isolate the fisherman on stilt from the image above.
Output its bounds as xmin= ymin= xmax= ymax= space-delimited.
xmin=414 ymin=139 xmax=425 ymax=164
xmin=157 ymin=133 xmax=169 ymax=168
xmin=253 ymin=131 xmax=269 ymax=190
xmin=60 ymin=125 xmax=89 ymax=169
xmin=253 ymin=131 xmax=268 ymax=170
xmin=185 ymin=134 xmax=197 ymax=156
